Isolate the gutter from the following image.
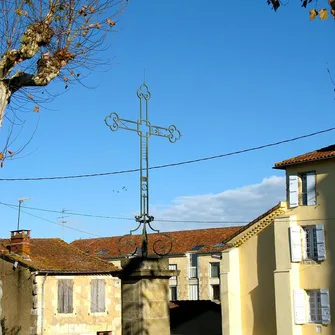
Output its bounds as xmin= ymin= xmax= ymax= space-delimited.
xmin=41 ymin=273 xmax=48 ymax=335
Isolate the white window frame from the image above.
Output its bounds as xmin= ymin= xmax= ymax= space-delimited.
xmin=289 ymin=224 xmax=326 ymax=263
xmin=307 ymin=290 xmax=322 ymax=323
xmin=288 ymin=172 xmax=316 ymax=208
xmin=293 ymin=289 xmax=331 ymax=325
xmin=210 ymin=262 xmax=220 ymax=279
xmin=188 ymin=253 xmax=198 ymax=279
xmin=169 ymin=264 xmax=177 ymax=280
xmin=302 ymin=226 xmax=317 ymax=260
xmin=188 ymin=284 xmax=199 ymax=300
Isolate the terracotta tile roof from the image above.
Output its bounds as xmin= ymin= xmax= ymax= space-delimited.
xmin=274 ymin=144 xmax=335 ymax=169
xmin=70 ymin=226 xmax=243 ymax=259
xmin=0 ymin=238 xmax=120 ymax=273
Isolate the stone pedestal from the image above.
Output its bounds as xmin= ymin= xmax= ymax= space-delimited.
xmin=120 ymin=257 xmax=176 ymax=335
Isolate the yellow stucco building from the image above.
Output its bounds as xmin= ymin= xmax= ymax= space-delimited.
xmin=221 ymin=144 xmax=335 ymax=335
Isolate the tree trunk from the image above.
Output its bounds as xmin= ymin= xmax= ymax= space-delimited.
xmin=0 ymin=81 xmax=10 ymax=128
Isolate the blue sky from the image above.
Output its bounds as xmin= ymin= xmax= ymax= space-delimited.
xmin=0 ymin=0 xmax=334 ymax=242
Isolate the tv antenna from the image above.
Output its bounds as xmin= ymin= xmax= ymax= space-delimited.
xmin=17 ymin=197 xmax=31 ymax=230
xmin=58 ymin=208 xmax=70 ymax=240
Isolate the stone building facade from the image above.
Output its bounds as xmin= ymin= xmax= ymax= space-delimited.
xmin=0 ymin=230 xmax=121 ymax=335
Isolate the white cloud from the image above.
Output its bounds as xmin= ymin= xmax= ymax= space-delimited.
xmin=151 ymin=176 xmax=286 ymax=231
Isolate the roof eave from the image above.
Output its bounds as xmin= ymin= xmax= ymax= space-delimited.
xmin=273 ymin=156 xmax=335 ymax=170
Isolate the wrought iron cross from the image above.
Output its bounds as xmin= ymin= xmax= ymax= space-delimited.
xmin=105 ymin=83 xmax=181 ymax=258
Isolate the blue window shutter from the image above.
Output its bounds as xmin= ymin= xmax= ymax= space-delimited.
xmin=290 ymin=226 xmax=302 ymax=262
xmin=289 ymin=175 xmax=299 ymax=208
xmin=320 ymin=289 xmax=331 ymax=325
xmin=316 ymin=224 xmax=326 ymax=261
xmin=293 ymin=289 xmax=306 ymax=324
xmin=306 ymin=172 xmax=316 ymax=206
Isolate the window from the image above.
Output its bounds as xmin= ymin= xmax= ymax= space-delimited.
xmin=189 ymin=284 xmax=199 ymax=300
xmin=307 ymin=290 xmax=322 ymax=323
xmin=293 ymin=289 xmax=330 ymax=325
xmin=58 ymin=279 xmax=73 ymax=314
xmin=188 ymin=253 xmax=198 ymax=278
xmin=91 ymin=279 xmax=105 ymax=313
xmin=211 ymin=284 xmax=220 ymax=301
xmin=288 ymin=172 xmax=316 ymax=208
xmin=170 ymin=286 xmax=178 ymax=301
xmin=169 ymin=264 xmax=177 ymax=280
xmin=210 ymin=263 xmax=220 ymax=278
xmin=289 ymin=224 xmax=326 ymax=262
xmin=304 ymin=226 xmax=318 ymax=260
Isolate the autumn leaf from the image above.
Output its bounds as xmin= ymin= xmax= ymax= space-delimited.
xmin=319 ymin=8 xmax=329 ymax=19
xmin=332 ymin=9 xmax=335 ymax=18
xmin=0 ymin=152 xmax=4 ymax=160
xmin=29 ymin=93 xmax=33 ymax=99
xmin=107 ymin=18 xmax=116 ymax=27
xmin=64 ymin=77 xmax=69 ymax=82
xmin=60 ymin=60 xmax=66 ymax=67
xmin=70 ymin=71 xmax=75 ymax=76
xmin=309 ymin=9 xmax=318 ymax=20
xmin=43 ymin=51 xmax=50 ymax=59
xmin=8 ymin=150 xmax=14 ymax=157
xmin=33 ymin=105 xmax=40 ymax=113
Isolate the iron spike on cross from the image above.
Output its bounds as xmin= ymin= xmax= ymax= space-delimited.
xmin=104 ymin=83 xmax=181 ymax=258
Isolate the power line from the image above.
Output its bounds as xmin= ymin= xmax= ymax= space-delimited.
xmin=0 ymin=201 xmax=249 ymax=224
xmin=1 ymin=202 xmax=102 ymax=237
xmin=0 ymin=126 xmax=334 ymax=181
xmin=1 ymin=201 xmax=335 ymax=225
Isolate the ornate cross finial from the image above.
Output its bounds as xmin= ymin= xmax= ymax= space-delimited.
xmin=105 ymin=83 xmax=181 ymax=258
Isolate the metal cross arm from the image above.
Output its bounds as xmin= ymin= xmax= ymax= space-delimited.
xmin=105 ymin=113 xmax=181 ymax=143
xmin=104 ymin=83 xmax=181 ymax=258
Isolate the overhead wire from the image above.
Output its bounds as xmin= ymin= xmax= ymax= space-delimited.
xmin=1 ymin=202 xmax=102 ymax=238
xmin=1 ymin=201 xmax=335 ymax=225
xmin=0 ymin=126 xmax=334 ymax=181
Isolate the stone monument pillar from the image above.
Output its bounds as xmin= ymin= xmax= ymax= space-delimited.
xmin=120 ymin=257 xmax=177 ymax=335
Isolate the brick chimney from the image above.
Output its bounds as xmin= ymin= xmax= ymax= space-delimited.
xmin=10 ymin=230 xmax=31 ymax=257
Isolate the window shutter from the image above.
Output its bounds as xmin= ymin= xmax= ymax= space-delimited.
xmin=189 ymin=285 xmax=198 ymax=300
xmin=293 ymin=289 xmax=306 ymax=324
xmin=65 ymin=279 xmax=73 ymax=313
xmin=91 ymin=279 xmax=98 ymax=313
xmin=306 ymin=172 xmax=316 ymax=206
xmin=316 ymin=224 xmax=326 ymax=261
xmin=320 ymin=289 xmax=331 ymax=324
xmin=289 ymin=175 xmax=299 ymax=208
xmin=58 ymin=280 xmax=64 ymax=313
xmin=97 ymin=280 xmax=105 ymax=312
xmin=289 ymin=226 xmax=302 ymax=262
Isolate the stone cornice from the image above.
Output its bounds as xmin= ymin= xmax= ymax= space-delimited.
xmin=227 ymin=202 xmax=287 ymax=248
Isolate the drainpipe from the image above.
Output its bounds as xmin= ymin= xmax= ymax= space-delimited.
xmin=41 ymin=273 xmax=48 ymax=335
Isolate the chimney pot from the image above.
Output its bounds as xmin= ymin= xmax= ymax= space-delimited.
xmin=10 ymin=229 xmax=31 ymax=257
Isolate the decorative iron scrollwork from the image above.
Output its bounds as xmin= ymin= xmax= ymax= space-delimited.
xmin=104 ymin=112 xmax=119 ymax=131
xmin=137 ymin=83 xmax=151 ymax=100
xmin=168 ymin=125 xmax=181 ymax=143
xmin=153 ymin=233 xmax=173 ymax=256
xmin=117 ymin=234 xmax=138 ymax=257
